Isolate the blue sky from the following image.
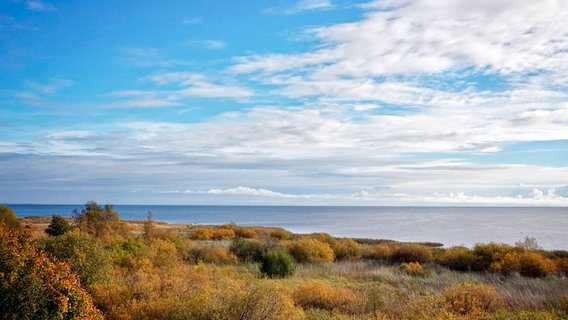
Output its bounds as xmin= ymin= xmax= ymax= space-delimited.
xmin=1 ymin=0 xmax=568 ymax=205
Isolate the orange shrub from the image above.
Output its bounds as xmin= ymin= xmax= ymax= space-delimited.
xmin=234 ymin=226 xmax=258 ymax=239
xmin=442 ymin=283 xmax=503 ymax=317
xmin=391 ymin=243 xmax=432 ymax=264
xmin=186 ymin=244 xmax=237 ymax=264
xmin=332 ymin=238 xmax=362 ymax=261
xmin=212 ymin=227 xmax=236 ymax=240
xmin=293 ymin=281 xmax=364 ymax=314
xmin=518 ymin=251 xmax=556 ymax=277
xmin=190 ymin=227 xmax=214 ymax=240
xmin=556 ymin=257 xmax=568 ymax=276
xmin=400 ymin=261 xmax=425 ymax=276
xmin=290 ymin=238 xmax=335 ymax=263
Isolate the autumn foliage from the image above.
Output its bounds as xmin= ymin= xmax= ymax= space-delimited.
xmin=0 ymin=223 xmax=103 ymax=319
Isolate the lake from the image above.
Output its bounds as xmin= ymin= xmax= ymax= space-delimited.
xmin=6 ymin=204 xmax=568 ymax=250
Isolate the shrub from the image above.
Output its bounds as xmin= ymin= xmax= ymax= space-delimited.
xmin=234 ymin=226 xmax=258 ymax=239
xmin=391 ymin=243 xmax=432 ymax=264
xmin=186 ymin=244 xmax=237 ymax=264
xmin=230 ymin=238 xmax=266 ymax=262
xmin=190 ymin=226 xmax=214 ymax=240
xmin=555 ymin=257 xmax=568 ymax=276
xmin=0 ymin=205 xmax=20 ymax=230
xmin=400 ymin=261 xmax=425 ymax=276
xmin=442 ymin=283 xmax=503 ymax=316
xmin=436 ymin=246 xmax=476 ymax=271
xmin=45 ymin=214 xmax=74 ymax=236
xmin=212 ymin=227 xmax=236 ymax=240
xmin=332 ymin=238 xmax=362 ymax=261
xmin=220 ymin=281 xmax=304 ymax=320
xmin=34 ymin=230 xmax=112 ymax=287
xmin=472 ymin=242 xmax=515 ymax=272
xmin=292 ymin=281 xmax=364 ymax=314
xmin=518 ymin=251 xmax=556 ymax=278
xmin=290 ymin=238 xmax=335 ymax=263
xmin=260 ymin=250 xmax=296 ymax=278
xmin=364 ymin=243 xmax=393 ymax=261
xmin=0 ymin=223 xmax=103 ymax=319
xmin=270 ymin=228 xmax=292 ymax=240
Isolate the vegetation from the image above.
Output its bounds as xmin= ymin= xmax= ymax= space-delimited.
xmin=260 ymin=250 xmax=297 ymax=278
xmin=2 ymin=203 xmax=568 ymax=319
xmin=0 ymin=205 xmax=20 ymax=230
xmin=45 ymin=214 xmax=75 ymax=236
xmin=0 ymin=222 xmax=103 ymax=319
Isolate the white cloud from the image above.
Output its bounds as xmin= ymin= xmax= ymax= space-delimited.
xmin=26 ymin=0 xmax=55 ymax=12
xmin=186 ymin=40 xmax=227 ymax=49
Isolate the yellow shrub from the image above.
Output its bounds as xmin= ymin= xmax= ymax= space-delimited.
xmin=270 ymin=228 xmax=292 ymax=240
xmin=442 ymin=283 xmax=503 ymax=317
xmin=190 ymin=227 xmax=214 ymax=240
xmin=400 ymin=261 xmax=425 ymax=276
xmin=436 ymin=246 xmax=476 ymax=271
xmin=518 ymin=251 xmax=556 ymax=277
xmin=234 ymin=226 xmax=258 ymax=239
xmin=293 ymin=281 xmax=364 ymax=314
xmin=332 ymin=238 xmax=362 ymax=261
xmin=391 ymin=243 xmax=432 ymax=264
xmin=290 ymin=238 xmax=335 ymax=263
xmin=212 ymin=227 xmax=236 ymax=240
xmin=365 ymin=243 xmax=393 ymax=261
xmin=186 ymin=244 xmax=237 ymax=264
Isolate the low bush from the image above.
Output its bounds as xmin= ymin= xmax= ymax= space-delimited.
xmin=436 ymin=246 xmax=476 ymax=271
xmin=186 ymin=244 xmax=237 ymax=264
xmin=442 ymin=283 xmax=503 ymax=317
xmin=212 ymin=226 xmax=236 ymax=240
xmin=293 ymin=281 xmax=364 ymax=314
xmin=290 ymin=238 xmax=335 ymax=263
xmin=270 ymin=228 xmax=292 ymax=240
xmin=518 ymin=251 xmax=556 ymax=278
xmin=234 ymin=226 xmax=258 ymax=239
xmin=229 ymin=238 xmax=266 ymax=262
xmin=332 ymin=238 xmax=362 ymax=261
xmin=260 ymin=250 xmax=296 ymax=278
xmin=45 ymin=214 xmax=74 ymax=236
xmin=190 ymin=227 xmax=214 ymax=240
xmin=391 ymin=243 xmax=432 ymax=264
xmin=400 ymin=261 xmax=425 ymax=276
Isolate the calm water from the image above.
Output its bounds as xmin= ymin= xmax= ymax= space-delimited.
xmin=7 ymin=204 xmax=568 ymax=250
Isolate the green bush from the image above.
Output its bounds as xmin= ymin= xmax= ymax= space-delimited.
xmin=45 ymin=214 xmax=74 ymax=236
xmin=260 ymin=250 xmax=296 ymax=278
xmin=34 ymin=231 xmax=112 ymax=286
xmin=230 ymin=238 xmax=266 ymax=262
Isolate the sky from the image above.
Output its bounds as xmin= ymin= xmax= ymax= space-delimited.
xmin=1 ymin=0 xmax=567 ymax=206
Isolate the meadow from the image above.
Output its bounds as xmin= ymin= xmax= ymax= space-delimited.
xmin=1 ymin=203 xmax=568 ymax=320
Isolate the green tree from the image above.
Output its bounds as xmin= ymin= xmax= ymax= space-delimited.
xmin=74 ymin=201 xmax=127 ymax=241
xmin=45 ymin=214 xmax=74 ymax=236
xmin=0 ymin=223 xmax=103 ymax=319
xmin=0 ymin=205 xmax=20 ymax=230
